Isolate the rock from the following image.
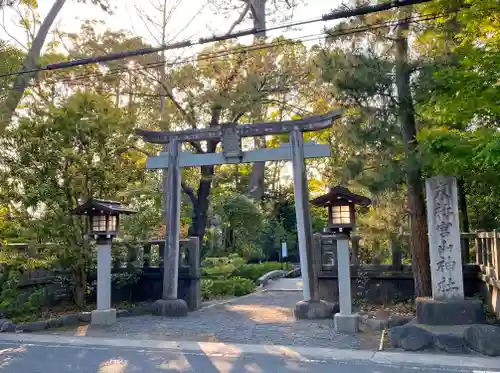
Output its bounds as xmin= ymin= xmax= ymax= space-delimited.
xmin=116 ymin=309 xmax=130 ymax=317
xmin=46 ymin=318 xmax=63 ymax=328
xmin=388 ymin=325 xmax=434 ymax=351
xmin=364 ymin=318 xmax=387 ymax=330
xmin=464 ymin=324 xmax=500 ymax=357
xmin=153 ymin=298 xmax=188 ymax=317
xmin=78 ymin=312 xmax=91 ymax=322
xmin=294 ymin=300 xmax=334 ymax=319
xmin=61 ymin=314 xmax=80 ymax=326
xmin=388 ymin=315 xmax=414 ymax=328
xmin=416 ymin=297 xmax=485 ymax=325
xmin=16 ymin=321 xmax=48 ymax=332
xmin=330 ymin=302 xmax=340 ymax=314
xmin=0 ymin=321 xmax=15 ymax=333
xmin=0 ymin=319 xmax=9 ymax=329
xmin=5 ymin=323 xmax=16 ymax=332
xmin=434 ymin=333 xmax=467 ymax=354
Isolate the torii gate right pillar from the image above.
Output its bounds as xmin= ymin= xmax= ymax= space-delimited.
xmin=290 ymin=128 xmax=335 ymax=319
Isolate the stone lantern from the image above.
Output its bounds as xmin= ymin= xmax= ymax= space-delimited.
xmin=72 ymin=198 xmax=136 ymax=325
xmin=310 ymin=186 xmax=371 ymax=333
xmin=311 ymin=185 xmax=371 ymax=235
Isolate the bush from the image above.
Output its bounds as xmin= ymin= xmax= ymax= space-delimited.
xmin=200 ymin=277 xmax=256 ymax=300
xmin=202 ymin=254 xmax=291 ymax=282
xmin=201 ymin=254 xmax=246 ymax=279
xmin=232 ymin=262 xmax=292 ymax=282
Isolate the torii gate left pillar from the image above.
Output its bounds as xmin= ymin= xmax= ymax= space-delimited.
xmin=137 ymin=110 xmax=342 ymax=319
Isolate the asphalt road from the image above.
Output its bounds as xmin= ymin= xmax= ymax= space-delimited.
xmin=0 ymin=340 xmax=497 ymax=373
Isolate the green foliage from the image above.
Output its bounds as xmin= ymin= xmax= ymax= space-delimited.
xmin=200 ymin=277 xmax=256 ymax=300
xmin=231 ymin=262 xmax=291 ymax=282
xmin=0 ymin=91 xmax=146 ymax=307
xmin=0 ymin=248 xmax=56 ymax=322
xmin=201 ymin=254 xmax=289 ymax=280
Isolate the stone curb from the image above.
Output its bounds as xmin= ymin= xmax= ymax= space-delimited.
xmin=0 ymin=304 xmax=155 ymax=333
xmin=256 ymin=270 xmax=288 ymax=286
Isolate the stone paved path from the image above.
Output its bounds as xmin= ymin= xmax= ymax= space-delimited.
xmin=37 ymin=290 xmax=380 ymax=349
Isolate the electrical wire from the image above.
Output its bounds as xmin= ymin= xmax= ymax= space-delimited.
xmin=0 ymin=0 xmax=437 ymax=79
xmin=47 ymin=11 xmax=453 ymax=87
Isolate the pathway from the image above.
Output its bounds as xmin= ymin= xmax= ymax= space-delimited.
xmin=35 ymin=284 xmax=379 ymax=349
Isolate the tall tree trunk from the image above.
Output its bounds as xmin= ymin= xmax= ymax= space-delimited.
xmin=395 ymin=9 xmax=431 ymax=297
xmin=0 ymin=0 xmax=67 ymax=132
xmin=247 ymin=0 xmax=267 ymax=200
xmin=188 ymin=109 xmax=221 ymax=243
xmin=458 ymin=179 xmax=470 ymax=261
xmin=188 ymin=149 xmax=216 ymax=243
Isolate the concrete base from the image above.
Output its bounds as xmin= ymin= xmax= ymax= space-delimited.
xmin=334 ymin=313 xmax=359 ymax=333
xmin=153 ymin=298 xmax=188 ymax=317
xmin=294 ymin=300 xmax=335 ymax=320
xmin=416 ymin=297 xmax=485 ymax=325
xmin=91 ymin=308 xmax=117 ymax=326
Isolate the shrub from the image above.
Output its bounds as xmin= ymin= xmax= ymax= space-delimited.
xmin=232 ymin=262 xmax=292 ymax=282
xmin=201 ymin=254 xmax=246 ymax=279
xmin=202 ymin=254 xmax=292 ymax=282
xmin=200 ymin=277 xmax=256 ymax=300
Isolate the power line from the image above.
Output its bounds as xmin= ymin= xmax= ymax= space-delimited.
xmin=0 ymin=0 xmax=435 ymax=79
xmin=50 ymin=11 xmax=452 ymax=86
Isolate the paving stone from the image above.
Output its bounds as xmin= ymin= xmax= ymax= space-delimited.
xmin=39 ymin=291 xmax=364 ymax=349
xmin=464 ymin=324 xmax=500 ymax=357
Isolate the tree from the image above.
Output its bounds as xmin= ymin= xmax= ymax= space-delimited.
xmin=0 ymin=92 xmax=145 ymax=307
xmin=317 ymin=1 xmax=433 ymax=296
xmin=0 ymin=0 xmax=112 ymax=133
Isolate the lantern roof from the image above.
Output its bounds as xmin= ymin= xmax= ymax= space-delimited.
xmin=310 ymin=185 xmax=371 ymax=207
xmin=71 ymin=198 xmax=137 ymax=216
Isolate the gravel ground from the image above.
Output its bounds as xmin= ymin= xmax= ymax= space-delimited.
xmin=38 ymin=291 xmax=380 ymax=349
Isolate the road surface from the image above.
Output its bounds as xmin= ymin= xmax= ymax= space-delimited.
xmin=0 ymin=334 xmax=498 ymax=373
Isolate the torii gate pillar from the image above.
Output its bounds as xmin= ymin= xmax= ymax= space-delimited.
xmin=290 ymin=128 xmax=334 ymax=319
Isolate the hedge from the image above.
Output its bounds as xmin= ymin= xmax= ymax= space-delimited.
xmin=201 ymin=277 xmax=256 ymax=300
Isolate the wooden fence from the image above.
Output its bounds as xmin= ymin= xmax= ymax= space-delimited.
xmin=475 ymin=232 xmax=500 ymax=289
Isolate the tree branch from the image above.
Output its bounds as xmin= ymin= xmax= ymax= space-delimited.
xmin=181 ymin=182 xmax=197 ymax=205
xmin=226 ymin=2 xmax=250 ymax=35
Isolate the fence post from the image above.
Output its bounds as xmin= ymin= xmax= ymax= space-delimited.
xmin=494 ymin=230 xmax=500 ymax=280
xmin=143 ymin=243 xmax=151 ymax=268
xmin=475 ymin=233 xmax=482 ymax=265
xmin=127 ymin=244 xmax=138 ymax=269
xmin=389 ymin=233 xmax=402 ymax=270
xmin=482 ymin=236 xmax=488 ymax=268
xmin=350 ymin=235 xmax=360 ymax=265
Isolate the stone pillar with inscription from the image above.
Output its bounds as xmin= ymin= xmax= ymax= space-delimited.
xmin=416 ymin=175 xmax=485 ymax=325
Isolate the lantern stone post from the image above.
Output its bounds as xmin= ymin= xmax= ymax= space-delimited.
xmin=310 ymin=186 xmax=371 ymax=332
xmin=72 ymin=198 xmax=137 ymax=325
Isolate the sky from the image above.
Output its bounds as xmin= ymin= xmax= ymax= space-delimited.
xmin=1 ymin=0 xmax=344 ymax=58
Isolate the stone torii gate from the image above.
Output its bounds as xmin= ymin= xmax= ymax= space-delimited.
xmin=136 ymin=110 xmax=343 ymax=318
